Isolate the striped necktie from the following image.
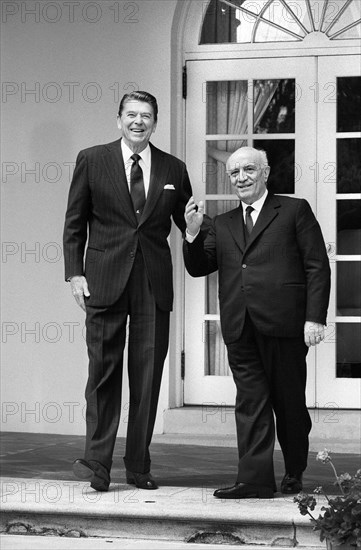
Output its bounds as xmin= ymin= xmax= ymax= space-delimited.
xmin=245 ymin=205 xmax=254 ymax=237
xmin=130 ymin=154 xmax=146 ymax=216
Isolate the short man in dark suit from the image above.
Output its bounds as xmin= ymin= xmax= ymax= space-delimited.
xmin=63 ymin=91 xmax=193 ymax=491
xmin=183 ymin=146 xmax=330 ymax=499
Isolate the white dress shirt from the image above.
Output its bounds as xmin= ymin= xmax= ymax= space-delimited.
xmin=240 ymin=189 xmax=268 ymax=226
xmin=121 ymin=140 xmax=151 ymax=197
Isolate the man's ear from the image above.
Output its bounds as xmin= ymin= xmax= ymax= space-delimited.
xmin=152 ymin=122 xmax=157 ymax=134
xmin=116 ymin=115 xmax=121 ymax=130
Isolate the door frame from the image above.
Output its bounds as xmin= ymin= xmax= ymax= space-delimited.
xmin=315 ymin=54 xmax=361 ymax=408
xmin=184 ymin=56 xmax=319 ymax=405
xmin=183 ymin=53 xmax=361 ymax=408
xmin=170 ymin=0 xmax=361 ymax=409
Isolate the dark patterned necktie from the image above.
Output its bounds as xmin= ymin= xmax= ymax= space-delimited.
xmin=245 ymin=205 xmax=254 ymax=237
xmin=130 ymin=154 xmax=146 ymax=216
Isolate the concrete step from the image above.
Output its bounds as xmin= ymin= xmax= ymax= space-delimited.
xmin=0 ymin=535 xmax=323 ymax=550
xmin=163 ymin=407 xmax=361 ymax=454
xmin=1 ymin=477 xmax=325 ymax=548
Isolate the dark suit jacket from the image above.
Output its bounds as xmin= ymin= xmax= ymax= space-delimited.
xmin=183 ymin=193 xmax=331 ymax=343
xmin=63 ymin=139 xmax=192 ymax=310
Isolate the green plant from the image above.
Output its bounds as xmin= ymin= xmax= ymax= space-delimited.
xmin=294 ymin=450 xmax=361 ymax=547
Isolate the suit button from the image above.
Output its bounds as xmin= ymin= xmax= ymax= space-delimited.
xmin=130 ymin=251 xmax=135 ymax=258
xmin=242 ymin=264 xmax=247 ymax=268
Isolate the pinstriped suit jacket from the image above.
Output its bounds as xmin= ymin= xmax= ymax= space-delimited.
xmin=63 ymin=139 xmax=192 ymax=310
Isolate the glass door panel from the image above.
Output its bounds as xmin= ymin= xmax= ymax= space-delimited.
xmin=206 ymin=80 xmax=248 ymax=135
xmin=337 ymin=138 xmax=361 ymax=192
xmin=337 ymin=200 xmax=361 ymax=254
xmin=253 ymin=139 xmax=295 ymax=194
xmin=254 ymin=79 xmax=296 ymax=134
xmin=337 ymin=77 xmax=361 ymax=132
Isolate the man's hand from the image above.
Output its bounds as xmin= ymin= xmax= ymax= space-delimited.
xmin=304 ymin=321 xmax=325 ymax=347
xmin=69 ymin=276 xmax=90 ymax=312
xmin=184 ymin=197 xmax=204 ymax=237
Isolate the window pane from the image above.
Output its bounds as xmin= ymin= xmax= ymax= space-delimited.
xmin=254 ymin=139 xmax=295 ymax=194
xmin=272 ymin=0 xmax=313 ymax=31
xmin=262 ymin=1 xmax=306 ymax=37
xmin=204 ymin=320 xmax=231 ymax=376
xmin=337 ymin=324 xmax=361 ymax=378
xmin=337 ymin=77 xmax=361 ymax=132
xmin=334 ymin=25 xmax=361 ymax=40
xmin=200 ymin=0 xmax=361 ymax=44
xmin=206 ymin=272 xmax=219 ymax=315
xmin=337 ymin=139 xmax=361 ymax=193
xmin=206 ymin=81 xmax=248 ymax=135
xmin=254 ymin=79 xmax=295 ymax=134
xmin=337 ymin=262 xmax=361 ymax=316
xmin=337 ymin=200 xmax=361 ymax=254
xmin=293 ymin=0 xmax=326 ymax=31
xmin=206 ymin=140 xmax=247 ymax=194
xmin=200 ymin=0 xmax=240 ymax=44
xmin=327 ymin=0 xmax=361 ymax=36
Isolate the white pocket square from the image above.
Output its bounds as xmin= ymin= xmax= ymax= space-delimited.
xmin=164 ymin=184 xmax=175 ymax=190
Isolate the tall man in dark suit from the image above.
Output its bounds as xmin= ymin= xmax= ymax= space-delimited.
xmin=184 ymin=146 xmax=330 ymax=499
xmin=63 ymin=91 xmax=192 ymax=491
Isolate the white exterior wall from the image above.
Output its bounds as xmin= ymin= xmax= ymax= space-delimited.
xmin=1 ymin=0 xmax=178 ymax=435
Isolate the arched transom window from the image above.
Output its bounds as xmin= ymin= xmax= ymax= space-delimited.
xmin=200 ymin=0 xmax=361 ymax=43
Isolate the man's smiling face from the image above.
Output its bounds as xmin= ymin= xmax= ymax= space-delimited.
xmin=117 ymin=100 xmax=157 ymax=153
xmin=226 ymin=147 xmax=270 ymax=205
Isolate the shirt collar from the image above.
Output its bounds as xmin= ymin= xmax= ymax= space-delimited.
xmin=121 ymin=139 xmax=151 ymax=167
xmin=241 ymin=189 xmax=268 ymax=214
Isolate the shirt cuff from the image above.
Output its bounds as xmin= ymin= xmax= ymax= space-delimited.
xmin=185 ymin=229 xmax=200 ymax=243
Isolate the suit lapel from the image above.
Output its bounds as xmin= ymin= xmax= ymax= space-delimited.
xmin=139 ymin=143 xmax=170 ymax=224
xmin=226 ymin=194 xmax=281 ymax=253
xmin=102 ymin=139 xmax=137 ymax=225
xmin=227 ymin=206 xmax=246 ymax=253
xmin=101 ymin=141 xmax=171 ymax=226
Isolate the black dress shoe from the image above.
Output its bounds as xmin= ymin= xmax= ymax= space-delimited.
xmin=126 ymin=470 xmax=158 ymax=490
xmin=73 ymin=459 xmax=110 ymax=492
xmin=213 ymin=482 xmax=274 ymax=499
xmin=281 ymin=473 xmax=303 ymax=494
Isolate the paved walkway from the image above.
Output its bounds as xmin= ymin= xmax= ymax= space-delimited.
xmin=1 ymin=432 xmax=360 ymax=493
xmin=0 ymin=432 xmax=360 ymax=549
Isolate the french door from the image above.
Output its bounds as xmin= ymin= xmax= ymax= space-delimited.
xmin=184 ymin=56 xmax=361 ymax=409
